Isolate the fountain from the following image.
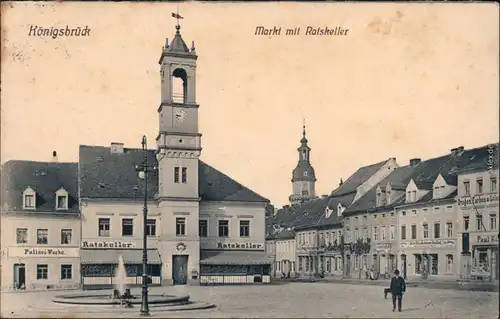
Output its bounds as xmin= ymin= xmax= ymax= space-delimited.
xmin=113 ymin=255 xmax=127 ymax=298
xmin=51 ymin=255 xmax=215 ymax=314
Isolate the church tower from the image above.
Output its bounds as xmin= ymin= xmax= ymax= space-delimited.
xmin=156 ymin=23 xmax=201 ymax=199
xmin=289 ymin=122 xmax=317 ymax=205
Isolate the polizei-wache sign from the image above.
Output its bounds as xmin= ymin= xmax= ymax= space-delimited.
xmin=216 ymin=242 xmax=264 ymax=250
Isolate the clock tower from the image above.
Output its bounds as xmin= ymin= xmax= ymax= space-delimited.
xmin=289 ymin=122 xmax=317 ymax=206
xmin=156 ymin=24 xmax=201 ymax=199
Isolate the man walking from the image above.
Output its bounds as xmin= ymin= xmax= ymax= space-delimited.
xmin=389 ymin=269 xmax=406 ymax=312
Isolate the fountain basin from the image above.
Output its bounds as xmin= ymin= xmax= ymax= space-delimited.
xmin=53 ymin=293 xmax=190 ymax=305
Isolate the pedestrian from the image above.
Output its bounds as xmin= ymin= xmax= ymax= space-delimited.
xmin=389 ymin=269 xmax=406 ymax=312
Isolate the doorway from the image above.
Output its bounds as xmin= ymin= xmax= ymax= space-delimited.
xmin=172 ymin=255 xmax=188 ymax=285
xmin=401 ymin=254 xmax=407 ymax=279
xmin=13 ymin=263 xmax=26 ymax=290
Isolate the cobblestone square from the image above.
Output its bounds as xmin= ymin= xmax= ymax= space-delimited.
xmin=2 ymin=283 xmax=498 ymax=318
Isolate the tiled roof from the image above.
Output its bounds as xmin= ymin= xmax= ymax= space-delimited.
xmin=316 ymin=193 xmax=356 ymax=228
xmin=458 ymin=143 xmax=499 ymax=173
xmin=344 ymin=165 xmax=416 ymax=215
xmin=79 ymin=145 xmax=269 ymax=203
xmin=330 ymin=159 xmax=389 ymax=196
xmin=1 ymin=160 xmax=79 ymax=213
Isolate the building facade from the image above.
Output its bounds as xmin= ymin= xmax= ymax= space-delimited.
xmin=1 ymin=159 xmax=81 ymax=291
xmin=78 ymin=24 xmax=271 ymax=288
xmin=396 ymin=175 xmax=459 ymax=280
xmin=456 ymin=146 xmax=499 ymax=281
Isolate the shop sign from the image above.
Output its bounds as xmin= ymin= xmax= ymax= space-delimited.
xmin=81 ymin=240 xmax=136 ymax=249
xmin=476 ymin=235 xmax=499 ymax=244
xmin=399 ymin=239 xmax=455 ymax=249
xmin=216 ymin=242 xmax=264 ymax=250
xmin=8 ymin=247 xmax=80 ymax=258
xmin=458 ymin=194 xmax=499 ymax=208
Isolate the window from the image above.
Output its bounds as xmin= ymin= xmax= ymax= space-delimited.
xmin=363 ymin=227 xmax=368 ymax=239
xmin=122 ymin=218 xmax=134 ymax=236
xmin=372 ymin=226 xmax=378 ymax=241
xmin=412 ymin=209 xmax=417 ymax=215
xmin=239 ymin=220 xmax=250 ymax=237
xmin=60 ymin=229 xmax=72 ymax=244
xmin=56 ymin=195 xmax=67 ymax=209
xmin=411 ymin=190 xmax=417 ymax=202
xmin=389 ymin=225 xmax=395 ymax=240
xmin=37 ymin=264 xmax=48 ymax=279
xmin=381 ymin=226 xmax=386 ymax=240
xmin=61 ymin=264 xmax=72 ymax=280
xmin=423 ymin=223 xmax=428 ymax=239
xmin=434 ymin=222 xmax=440 ymax=238
xmin=382 ymin=214 xmax=386 ymax=218
xmin=37 ymin=229 xmax=48 ymax=244
xmin=176 ymin=217 xmax=186 ymax=236
xmin=174 ymin=167 xmax=180 ymax=183
xmin=218 ymin=220 xmax=229 ymax=237
xmin=476 ymin=214 xmax=483 ymax=231
xmin=146 ymin=219 xmax=156 ymax=236
xmin=491 ymin=177 xmax=497 ymax=193
xmin=181 ymin=167 xmax=187 ymax=183
xmin=401 ymin=225 xmax=406 ymax=240
xmin=434 ymin=187 xmax=440 ymax=199
xmin=302 ymin=190 xmax=309 ymax=196
xmin=490 ymin=214 xmax=497 ymax=230
xmin=411 ymin=224 xmax=417 ymax=239
xmin=16 ymin=228 xmax=28 ymax=244
xmin=446 ymin=222 xmax=453 ymax=237
xmin=464 ymin=181 xmax=470 ymax=196
xmin=98 ymin=218 xmax=110 ymax=237
xmin=477 ymin=179 xmax=483 ymax=194
xmin=446 ymin=255 xmax=453 ymax=273
xmin=198 ymin=220 xmax=208 ymax=237
xmin=401 ymin=211 xmax=406 ymax=216
xmin=354 ymin=228 xmax=359 ymax=240
xmin=24 ymin=194 xmax=35 ymax=209
xmin=464 ymin=216 xmax=470 ymax=231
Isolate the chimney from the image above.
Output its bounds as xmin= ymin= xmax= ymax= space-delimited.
xmin=457 ymin=146 xmax=465 ymax=153
xmin=110 ymin=142 xmax=124 ymax=154
xmin=450 ymin=147 xmax=458 ymax=154
xmin=52 ymin=151 xmax=58 ymax=163
xmin=409 ymin=158 xmax=421 ymax=167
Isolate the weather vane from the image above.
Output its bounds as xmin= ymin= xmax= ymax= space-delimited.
xmin=171 ymin=5 xmax=184 ymax=28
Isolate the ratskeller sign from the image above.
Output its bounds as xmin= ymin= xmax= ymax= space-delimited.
xmin=217 ymin=242 xmax=264 ymax=250
xmin=81 ymin=241 xmax=136 ymax=249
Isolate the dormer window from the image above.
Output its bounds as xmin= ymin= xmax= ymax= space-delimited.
xmin=376 ymin=189 xmax=386 ymax=207
xmin=23 ymin=187 xmax=36 ymax=210
xmin=55 ymin=188 xmax=69 ymax=210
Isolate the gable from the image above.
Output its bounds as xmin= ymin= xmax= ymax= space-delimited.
xmin=433 ymin=174 xmax=446 ymax=188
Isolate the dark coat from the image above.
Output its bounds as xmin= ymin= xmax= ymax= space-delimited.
xmin=390 ymin=276 xmax=406 ymax=296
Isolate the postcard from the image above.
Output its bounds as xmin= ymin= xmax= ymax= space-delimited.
xmin=1 ymin=2 xmax=498 ymax=318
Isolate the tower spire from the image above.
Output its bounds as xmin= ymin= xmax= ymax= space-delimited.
xmin=302 ymin=118 xmax=306 ymax=138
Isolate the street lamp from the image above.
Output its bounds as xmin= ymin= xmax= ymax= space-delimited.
xmin=135 ymin=135 xmax=157 ymax=316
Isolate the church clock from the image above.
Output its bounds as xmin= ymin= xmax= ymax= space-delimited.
xmin=175 ymin=109 xmax=187 ymax=122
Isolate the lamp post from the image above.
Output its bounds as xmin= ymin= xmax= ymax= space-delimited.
xmin=135 ymin=135 xmax=156 ymax=316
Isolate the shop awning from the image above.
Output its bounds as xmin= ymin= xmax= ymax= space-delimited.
xmin=81 ymin=249 xmax=162 ymax=265
xmin=200 ymin=251 xmax=272 ymax=266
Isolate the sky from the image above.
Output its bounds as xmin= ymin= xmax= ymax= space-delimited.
xmin=1 ymin=2 xmax=499 ymax=207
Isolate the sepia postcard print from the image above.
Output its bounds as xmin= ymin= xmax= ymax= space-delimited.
xmin=0 ymin=1 xmax=499 ymax=318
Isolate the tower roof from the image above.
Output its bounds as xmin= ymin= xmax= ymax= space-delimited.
xmin=159 ymin=24 xmax=197 ymax=64
xmin=292 ymin=120 xmax=316 ymax=182
xmin=168 ymin=25 xmax=190 ymax=54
